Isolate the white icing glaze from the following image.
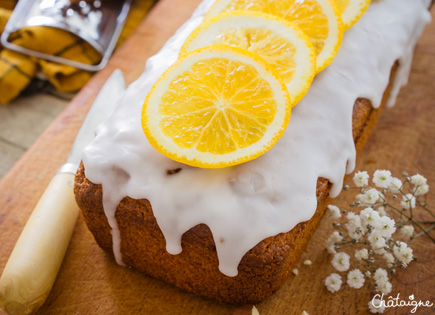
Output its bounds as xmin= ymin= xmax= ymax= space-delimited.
xmin=82 ymin=0 xmax=432 ymax=276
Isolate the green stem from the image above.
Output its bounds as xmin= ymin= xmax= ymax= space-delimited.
xmin=417 ymin=200 xmax=435 ymax=220
xmin=415 ymin=223 xmax=435 ymax=238
xmin=385 ymin=203 xmax=435 ymax=243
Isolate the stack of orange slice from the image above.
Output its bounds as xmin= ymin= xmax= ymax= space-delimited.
xmin=141 ymin=0 xmax=371 ymax=168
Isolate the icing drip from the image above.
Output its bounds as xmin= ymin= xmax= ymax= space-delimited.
xmin=82 ymin=0 xmax=432 ymax=276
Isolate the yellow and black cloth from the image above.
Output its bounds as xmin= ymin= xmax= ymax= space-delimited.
xmin=0 ymin=0 xmax=154 ymax=104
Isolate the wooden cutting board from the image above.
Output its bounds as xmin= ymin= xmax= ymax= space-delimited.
xmin=1 ymin=1 xmax=434 ymax=314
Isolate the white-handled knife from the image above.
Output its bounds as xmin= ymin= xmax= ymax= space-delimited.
xmin=0 ymin=69 xmax=125 ymax=315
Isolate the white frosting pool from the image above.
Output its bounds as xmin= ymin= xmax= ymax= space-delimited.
xmin=82 ymin=0 xmax=432 ymax=277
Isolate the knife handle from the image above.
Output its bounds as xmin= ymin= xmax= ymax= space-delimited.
xmin=0 ymin=172 xmax=79 ymax=315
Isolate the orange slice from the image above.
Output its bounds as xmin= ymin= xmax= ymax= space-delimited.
xmin=142 ymin=45 xmax=292 ymax=168
xmin=205 ymin=0 xmax=344 ymax=73
xmin=180 ymin=11 xmax=316 ymax=105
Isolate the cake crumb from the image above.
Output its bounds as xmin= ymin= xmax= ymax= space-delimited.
xmin=166 ymin=168 xmax=182 ymax=175
xmin=303 ymin=259 xmax=312 ymax=266
xmin=292 ymin=268 xmax=299 ymax=275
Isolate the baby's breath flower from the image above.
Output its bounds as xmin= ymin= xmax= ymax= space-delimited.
xmin=368 ymin=232 xmax=386 ymax=250
xmin=377 ymin=281 xmax=392 ymax=295
xmin=373 ymin=170 xmax=392 ymax=188
xmin=395 ymin=246 xmax=413 ymax=264
xmin=348 ymin=227 xmax=363 ymax=241
xmin=369 ymin=299 xmax=385 ymax=313
xmin=353 ymin=171 xmax=369 ymax=187
xmin=360 ymin=208 xmax=381 ymax=230
xmin=377 ymin=216 xmax=396 ymax=238
xmin=376 ymin=206 xmax=386 ymax=216
xmin=373 ymin=268 xmax=388 ymax=286
xmin=410 ymin=174 xmax=427 ymax=186
xmin=328 ymin=205 xmax=341 ymax=219
xmin=393 ymin=241 xmax=413 ymax=264
xmin=332 ymin=252 xmax=350 ymax=272
xmin=325 ymin=273 xmax=342 ymax=293
xmin=388 ymin=177 xmax=402 ymax=193
xmin=400 ymin=225 xmax=414 ymax=240
xmin=414 ymin=183 xmax=429 ymax=196
xmin=347 ymin=269 xmax=365 ymax=289
xmin=383 ymin=252 xmax=395 ymax=267
xmin=356 ymin=188 xmax=380 ymax=205
xmin=327 ymin=244 xmax=336 ymax=254
xmin=326 ymin=231 xmax=343 ymax=250
xmin=355 ymin=248 xmax=369 ymax=260
xmin=400 ymin=194 xmax=416 ymax=209
xmin=373 ymin=247 xmax=386 ymax=255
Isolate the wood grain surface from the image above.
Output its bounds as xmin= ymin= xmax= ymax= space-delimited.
xmin=1 ymin=1 xmax=434 ymax=314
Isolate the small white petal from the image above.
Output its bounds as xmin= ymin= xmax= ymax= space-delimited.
xmin=389 ymin=177 xmax=403 ymax=193
xmin=332 ymin=252 xmax=350 ymax=272
xmin=353 ymin=171 xmax=369 ymax=187
xmin=411 ymin=174 xmax=427 ymax=186
xmin=328 ymin=205 xmax=341 ymax=219
xmin=400 ymin=225 xmax=414 ymax=240
xmin=325 ymin=273 xmax=342 ymax=293
xmin=373 ymin=170 xmax=392 ymax=188
xmin=347 ymin=269 xmax=365 ymax=289
xmin=369 ymin=298 xmax=386 ymax=313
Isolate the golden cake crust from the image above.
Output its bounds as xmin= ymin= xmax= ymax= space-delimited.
xmin=74 ymin=64 xmax=397 ymax=304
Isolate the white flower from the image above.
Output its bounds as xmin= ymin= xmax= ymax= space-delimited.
xmin=393 ymin=242 xmax=413 ymax=264
xmin=353 ymin=171 xmax=369 ymax=187
xmin=328 ymin=205 xmax=341 ymax=219
xmin=373 ymin=247 xmax=386 ymax=255
xmin=332 ymin=252 xmax=350 ymax=272
xmin=400 ymin=225 xmax=414 ymax=240
xmin=347 ymin=269 xmax=365 ymax=289
xmin=400 ymin=194 xmax=416 ymax=209
xmin=389 ymin=177 xmax=402 ymax=193
xmin=414 ymin=183 xmax=429 ymax=196
xmin=393 ymin=243 xmax=413 ymax=264
xmin=377 ymin=281 xmax=392 ymax=295
xmin=376 ymin=206 xmax=386 ymax=217
xmin=347 ymin=212 xmax=362 ymax=227
xmin=327 ymin=244 xmax=337 ymax=254
xmin=373 ymin=268 xmax=389 ymax=286
xmin=356 ymin=188 xmax=380 ymax=205
xmin=325 ymin=273 xmax=342 ymax=293
xmin=368 ymin=232 xmax=386 ymax=250
xmin=376 ymin=216 xmax=396 ymax=238
xmin=373 ymin=170 xmax=392 ymax=188
xmin=411 ymin=174 xmax=427 ymax=186
xmin=327 ymin=231 xmax=343 ymax=244
xmin=360 ymin=207 xmax=381 ymax=229
xmin=345 ymin=212 xmax=364 ymax=239
xmin=326 ymin=231 xmax=343 ymax=254
xmin=383 ymin=252 xmax=395 ymax=267
xmin=369 ymin=299 xmax=385 ymax=313
xmin=355 ymin=248 xmax=369 ymax=260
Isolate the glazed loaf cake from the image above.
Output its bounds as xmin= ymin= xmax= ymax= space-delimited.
xmin=74 ymin=0 xmax=431 ymax=305
xmin=75 ymin=88 xmax=395 ymax=304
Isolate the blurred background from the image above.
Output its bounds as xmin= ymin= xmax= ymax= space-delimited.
xmin=0 ymin=0 xmax=156 ymax=178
